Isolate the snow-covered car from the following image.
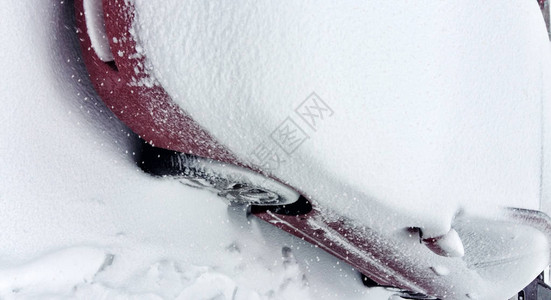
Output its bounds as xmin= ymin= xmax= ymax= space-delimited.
xmin=76 ymin=0 xmax=551 ymax=299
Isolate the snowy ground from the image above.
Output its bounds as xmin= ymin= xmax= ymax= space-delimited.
xmin=0 ymin=1 xmax=392 ymax=299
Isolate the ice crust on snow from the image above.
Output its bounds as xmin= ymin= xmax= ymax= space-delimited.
xmin=422 ymin=228 xmax=465 ymax=258
xmin=0 ymin=246 xmax=307 ymax=299
xmin=131 ymin=0 xmax=551 ymax=235
xmin=430 ymin=265 xmax=450 ymax=277
xmin=0 ymin=247 xmax=108 ymax=297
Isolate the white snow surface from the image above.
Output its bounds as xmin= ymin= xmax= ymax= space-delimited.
xmin=132 ymin=0 xmax=551 ymax=236
xmin=0 ymin=1 xmax=392 ymax=299
xmin=83 ymin=0 xmax=114 ymax=62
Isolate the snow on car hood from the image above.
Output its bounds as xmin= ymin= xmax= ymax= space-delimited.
xmin=130 ymin=0 xmax=551 ymax=236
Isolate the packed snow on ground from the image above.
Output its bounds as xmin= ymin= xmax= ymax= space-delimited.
xmin=132 ymin=0 xmax=551 ymax=237
xmin=0 ymin=1 xmax=393 ymax=299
